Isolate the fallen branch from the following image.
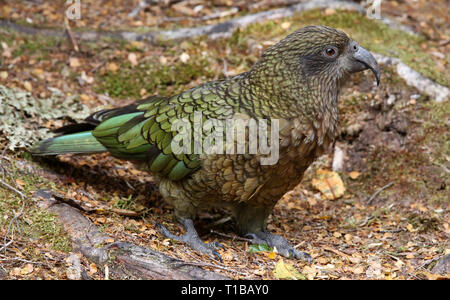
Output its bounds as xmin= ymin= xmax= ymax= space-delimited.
xmin=64 ymin=17 xmax=79 ymax=52
xmin=128 ymin=0 xmax=150 ymax=18
xmin=0 ymin=155 xmax=27 ymax=256
xmin=129 ymin=0 xmax=182 ymax=18
xmin=0 ymin=178 xmax=26 ymax=200
xmin=39 ymin=189 xmax=144 ymax=217
xmin=0 ymin=0 xmax=422 ymax=45
xmin=374 ymin=53 xmax=449 ymax=102
xmin=0 ymin=0 xmax=365 ymax=43
xmin=365 ymin=182 xmax=394 ymax=204
xmin=34 ymin=189 xmax=228 ymax=280
xmin=3 ymin=2 xmax=444 ymax=104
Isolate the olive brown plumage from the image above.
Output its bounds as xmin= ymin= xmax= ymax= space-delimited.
xmin=32 ymin=26 xmax=380 ymax=261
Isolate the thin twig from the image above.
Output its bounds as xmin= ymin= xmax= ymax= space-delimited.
xmin=322 ymin=245 xmax=351 ymax=261
xmin=378 ymin=228 xmax=405 ymax=233
xmin=174 ymin=260 xmax=247 ymax=276
xmin=64 ymin=17 xmax=79 ymax=52
xmin=161 ymin=7 xmax=239 ymax=23
xmin=0 ymin=178 xmax=27 ymax=200
xmin=0 ymin=240 xmax=13 ymax=253
xmin=0 ymin=151 xmax=27 ymax=256
xmin=179 ymin=251 xmax=248 ymax=276
xmin=0 ymin=256 xmax=45 ymax=265
xmin=210 ymin=230 xmax=253 ymax=243
xmin=90 ymin=61 xmax=106 ymax=73
xmin=128 ymin=0 xmax=148 ymax=18
xmin=366 ymin=182 xmax=395 ymax=204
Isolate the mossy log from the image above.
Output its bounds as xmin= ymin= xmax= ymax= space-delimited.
xmin=35 ymin=189 xmax=228 ymax=280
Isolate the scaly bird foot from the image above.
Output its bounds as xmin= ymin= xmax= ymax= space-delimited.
xmin=245 ymin=231 xmax=311 ymax=262
xmin=156 ymin=218 xmax=224 ymax=262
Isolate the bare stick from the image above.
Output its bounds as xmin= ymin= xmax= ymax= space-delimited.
xmin=210 ymin=230 xmax=253 ymax=243
xmin=366 ymin=182 xmax=395 ymax=204
xmin=0 ymin=163 xmax=27 ymax=256
xmin=0 ymin=178 xmax=26 ymax=200
xmin=64 ymin=17 xmax=79 ymax=52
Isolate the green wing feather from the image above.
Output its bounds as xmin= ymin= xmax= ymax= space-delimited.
xmin=91 ymin=81 xmax=236 ymax=181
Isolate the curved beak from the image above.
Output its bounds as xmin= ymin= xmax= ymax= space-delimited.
xmin=350 ymin=46 xmax=380 ymax=86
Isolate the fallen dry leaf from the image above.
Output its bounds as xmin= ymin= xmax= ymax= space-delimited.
xmin=107 ymin=62 xmax=119 ymax=73
xmin=302 ymin=265 xmax=317 ymax=280
xmin=10 ymin=268 xmax=22 ymax=277
xmin=407 ymin=223 xmax=418 ymax=232
xmin=80 ymin=94 xmax=91 ymax=102
xmin=23 ymin=81 xmax=32 ymax=92
xmin=89 ymin=263 xmax=98 ymax=274
xmin=352 ymin=266 xmax=365 ymax=275
xmin=273 ymin=259 xmax=306 ymax=280
xmin=69 ymin=57 xmax=80 ymax=68
xmin=20 ymin=263 xmax=34 ymax=275
xmin=128 ymin=53 xmax=138 ymax=66
xmin=312 ymin=169 xmax=346 ymax=200
xmin=179 ymin=52 xmax=190 ymax=63
xmin=31 ymin=68 xmax=44 ymax=79
xmin=15 ymin=178 xmax=25 ymax=187
xmin=221 ymin=250 xmax=234 ymax=262
xmin=281 ymin=22 xmax=291 ymax=29
xmin=349 ymin=171 xmax=361 ymax=179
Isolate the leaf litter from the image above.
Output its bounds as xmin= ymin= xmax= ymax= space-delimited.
xmin=0 ymin=0 xmax=448 ymax=280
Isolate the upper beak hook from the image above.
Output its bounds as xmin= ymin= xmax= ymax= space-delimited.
xmin=353 ymin=46 xmax=380 ymax=86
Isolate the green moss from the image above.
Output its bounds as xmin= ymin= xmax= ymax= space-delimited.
xmin=95 ymin=56 xmax=215 ymax=99
xmin=26 ymin=208 xmax=72 ymax=252
xmin=0 ymin=161 xmax=72 ymax=253
xmin=240 ymin=10 xmax=449 ymax=87
xmin=112 ymin=194 xmax=135 ymax=210
xmin=0 ymin=30 xmax=58 ymax=60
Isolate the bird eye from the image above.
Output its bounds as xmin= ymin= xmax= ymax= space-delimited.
xmin=323 ymin=46 xmax=338 ymax=58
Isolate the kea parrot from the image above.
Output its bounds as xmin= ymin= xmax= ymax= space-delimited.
xmin=32 ymin=26 xmax=380 ymax=262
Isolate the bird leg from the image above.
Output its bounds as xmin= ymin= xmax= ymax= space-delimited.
xmin=245 ymin=231 xmax=311 ymax=262
xmin=157 ymin=218 xmax=225 ymax=262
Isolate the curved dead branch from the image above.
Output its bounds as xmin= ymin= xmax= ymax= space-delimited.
xmin=35 ymin=189 xmax=228 ymax=280
xmin=374 ymin=53 xmax=449 ymax=102
xmin=1 ymin=1 xmax=366 ymax=43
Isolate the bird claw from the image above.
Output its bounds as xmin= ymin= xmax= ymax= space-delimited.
xmin=209 ymin=241 xmax=226 ymax=251
xmin=244 ymin=233 xmax=265 ymax=245
xmin=287 ymin=248 xmax=311 ymax=263
xmin=157 ymin=219 xmax=223 ymax=262
xmin=245 ymin=231 xmax=311 ymax=262
xmin=244 ymin=233 xmax=257 ymax=240
xmin=211 ymin=249 xmax=223 ymax=263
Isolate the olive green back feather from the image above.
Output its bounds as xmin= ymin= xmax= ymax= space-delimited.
xmin=90 ymin=81 xmax=237 ymax=181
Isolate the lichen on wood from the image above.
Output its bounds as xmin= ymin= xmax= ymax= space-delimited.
xmin=0 ymin=85 xmax=92 ymax=150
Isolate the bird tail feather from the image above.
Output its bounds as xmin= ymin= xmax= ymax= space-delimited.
xmin=31 ymin=131 xmax=107 ymax=155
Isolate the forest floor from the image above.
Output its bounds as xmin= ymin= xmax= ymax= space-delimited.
xmin=0 ymin=0 xmax=448 ymax=280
